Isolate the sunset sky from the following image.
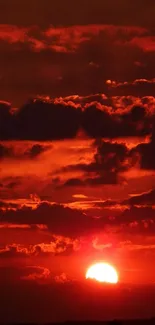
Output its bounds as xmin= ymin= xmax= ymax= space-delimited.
xmin=1 ymin=0 xmax=155 ymax=322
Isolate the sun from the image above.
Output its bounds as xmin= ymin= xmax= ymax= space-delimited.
xmin=86 ymin=262 xmax=118 ymax=284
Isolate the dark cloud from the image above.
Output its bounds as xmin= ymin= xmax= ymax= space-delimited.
xmin=0 ymin=235 xmax=80 ymax=258
xmin=137 ymin=141 xmax=155 ymax=170
xmin=58 ymin=129 xmax=155 ymax=188
xmin=0 ymin=200 xmax=18 ymax=209
xmin=64 ymin=178 xmax=84 ymax=187
xmin=0 ymin=102 xmax=13 ymax=140
xmin=13 ymin=99 xmax=81 ymax=140
xmin=0 ymin=244 xmax=29 ymax=258
xmin=0 ymin=98 xmax=154 ymax=140
xmin=131 ymin=126 xmax=155 ymax=169
xmin=108 ymin=78 xmax=155 ymax=97
xmin=0 ymin=202 xmax=95 ymax=237
xmin=123 ymin=189 xmax=155 ymax=206
xmin=115 ymin=206 xmax=155 ymax=224
xmin=61 ymin=140 xmax=131 ymax=186
xmin=24 ymin=144 xmax=50 ymax=158
xmin=64 ymin=94 xmax=111 ymax=106
xmin=0 ymin=143 xmax=12 ymax=158
xmin=21 ymin=266 xmax=51 ymax=281
xmin=82 ymin=103 xmax=153 ymax=138
xmin=64 ymin=175 xmax=118 ymax=186
xmin=1 ymin=24 xmax=155 ymax=105
xmin=0 ymin=176 xmax=22 ymax=192
xmin=0 ymin=265 xmax=51 ymax=285
xmin=6 ymin=181 xmax=20 ymax=189
xmin=82 ymin=104 xmax=116 ymax=138
xmin=93 ymin=199 xmax=121 ymax=208
xmin=93 ymin=140 xmax=129 ymax=172
xmin=0 ymin=142 xmax=50 ymax=160
xmin=1 ymin=200 xmax=155 ymax=237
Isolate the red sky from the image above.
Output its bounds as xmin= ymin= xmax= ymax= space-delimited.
xmin=0 ymin=0 xmax=155 ymax=322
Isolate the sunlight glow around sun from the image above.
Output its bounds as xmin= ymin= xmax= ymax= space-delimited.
xmin=86 ymin=262 xmax=118 ymax=284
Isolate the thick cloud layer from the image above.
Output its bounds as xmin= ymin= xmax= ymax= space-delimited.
xmin=0 ymin=202 xmax=96 ymax=237
xmin=0 ymin=98 xmax=154 ymax=140
xmin=1 ymin=201 xmax=155 ymax=237
xmin=1 ymin=23 xmax=155 ymax=105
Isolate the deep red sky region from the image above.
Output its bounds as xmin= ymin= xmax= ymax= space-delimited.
xmin=1 ymin=0 xmax=155 ymax=322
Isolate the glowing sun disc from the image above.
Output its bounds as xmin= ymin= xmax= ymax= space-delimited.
xmin=86 ymin=262 xmax=118 ymax=283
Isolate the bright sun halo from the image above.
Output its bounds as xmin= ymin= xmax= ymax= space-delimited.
xmin=86 ymin=262 xmax=118 ymax=284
